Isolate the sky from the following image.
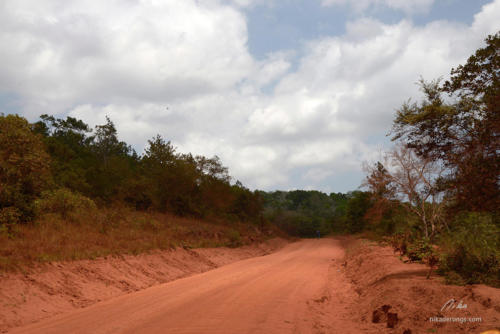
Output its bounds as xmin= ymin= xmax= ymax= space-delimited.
xmin=0 ymin=0 xmax=499 ymax=193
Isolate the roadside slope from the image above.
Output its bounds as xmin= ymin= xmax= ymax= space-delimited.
xmin=344 ymin=239 xmax=500 ymax=333
xmin=0 ymin=238 xmax=287 ymax=332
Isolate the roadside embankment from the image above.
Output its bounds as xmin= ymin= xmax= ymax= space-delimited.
xmin=343 ymin=239 xmax=500 ymax=333
xmin=0 ymin=238 xmax=287 ymax=332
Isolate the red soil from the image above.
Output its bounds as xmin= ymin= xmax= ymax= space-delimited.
xmin=344 ymin=239 xmax=500 ymax=333
xmin=0 ymin=238 xmax=287 ymax=332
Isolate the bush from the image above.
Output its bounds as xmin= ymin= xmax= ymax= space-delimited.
xmin=35 ymin=188 xmax=97 ymax=221
xmin=438 ymin=212 xmax=500 ymax=286
xmin=406 ymin=238 xmax=434 ymax=262
xmin=385 ymin=231 xmax=410 ymax=256
xmin=226 ymin=229 xmax=242 ymax=248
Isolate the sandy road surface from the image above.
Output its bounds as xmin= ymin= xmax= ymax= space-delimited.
xmin=11 ymin=239 xmax=367 ymax=334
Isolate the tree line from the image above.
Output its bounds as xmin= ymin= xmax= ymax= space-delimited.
xmin=258 ymin=190 xmax=372 ymax=237
xmin=0 ymin=113 xmax=262 ymax=229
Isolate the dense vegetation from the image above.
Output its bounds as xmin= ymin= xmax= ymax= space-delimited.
xmin=0 ymin=114 xmax=263 ymax=227
xmin=258 ymin=190 xmax=374 ymax=237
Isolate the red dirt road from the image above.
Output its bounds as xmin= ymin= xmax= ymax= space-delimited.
xmin=11 ymin=239 xmax=367 ymax=334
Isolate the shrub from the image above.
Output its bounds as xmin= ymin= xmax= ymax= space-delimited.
xmin=386 ymin=232 xmax=439 ymax=278
xmin=35 ymin=188 xmax=97 ymax=221
xmin=438 ymin=212 xmax=500 ymax=286
xmin=226 ymin=229 xmax=242 ymax=248
xmin=406 ymin=238 xmax=434 ymax=263
xmin=385 ymin=231 xmax=410 ymax=256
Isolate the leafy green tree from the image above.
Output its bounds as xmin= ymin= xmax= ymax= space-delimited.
xmin=330 ymin=192 xmax=348 ymax=232
xmin=141 ymin=135 xmax=180 ymax=211
xmin=345 ymin=191 xmax=372 ymax=233
xmin=34 ymin=114 xmax=94 ymax=194
xmin=230 ymin=182 xmax=262 ymax=222
xmin=391 ymin=32 xmax=499 ymax=213
xmin=90 ymin=117 xmax=138 ymax=200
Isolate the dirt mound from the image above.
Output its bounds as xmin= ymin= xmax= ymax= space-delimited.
xmin=0 ymin=238 xmax=287 ymax=332
xmin=344 ymin=239 xmax=500 ymax=333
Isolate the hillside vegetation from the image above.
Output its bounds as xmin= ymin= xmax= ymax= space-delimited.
xmin=0 ymin=111 xmax=271 ymax=270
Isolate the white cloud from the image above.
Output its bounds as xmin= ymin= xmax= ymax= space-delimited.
xmin=224 ymin=0 xmax=271 ymax=8
xmin=0 ymin=0 xmax=254 ymax=115
xmin=471 ymin=0 xmax=500 ymax=37
xmin=0 ymin=0 xmax=499 ymax=192
xmin=321 ymin=0 xmax=435 ymax=14
xmin=239 ymin=3 xmax=499 ymax=189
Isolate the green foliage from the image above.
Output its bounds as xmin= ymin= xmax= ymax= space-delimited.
xmin=34 ymin=188 xmax=97 ymax=221
xmin=406 ymin=238 xmax=433 ymax=262
xmin=35 ymin=114 xmax=139 ymax=203
xmin=24 ymin=114 xmax=263 ymax=225
xmin=390 ymin=32 xmax=500 ymax=213
xmin=386 ymin=232 xmax=439 ymax=279
xmin=260 ymin=190 xmax=376 ymax=237
xmin=260 ymin=190 xmax=342 ymax=237
xmin=438 ymin=212 xmax=500 ymax=286
xmin=344 ymin=191 xmax=372 ymax=233
xmin=358 ymin=34 xmax=500 ymax=286
xmin=34 ymin=114 xmax=94 ymax=194
xmin=229 ymin=182 xmax=262 ymax=222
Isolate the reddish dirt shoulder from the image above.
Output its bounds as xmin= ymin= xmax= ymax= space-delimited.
xmin=343 ymin=239 xmax=500 ymax=334
xmin=0 ymin=238 xmax=287 ymax=332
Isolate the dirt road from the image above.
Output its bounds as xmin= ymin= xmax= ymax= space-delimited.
xmin=11 ymin=239 xmax=368 ymax=334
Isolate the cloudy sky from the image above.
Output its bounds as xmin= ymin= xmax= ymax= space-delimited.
xmin=1 ymin=0 xmax=499 ymax=192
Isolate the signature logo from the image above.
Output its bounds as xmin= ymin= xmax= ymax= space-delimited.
xmin=441 ymin=299 xmax=467 ymax=312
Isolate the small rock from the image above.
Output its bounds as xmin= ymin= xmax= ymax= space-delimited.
xmin=387 ymin=312 xmax=398 ymax=328
xmin=372 ymin=304 xmax=392 ymax=324
xmin=372 ymin=309 xmax=384 ymax=323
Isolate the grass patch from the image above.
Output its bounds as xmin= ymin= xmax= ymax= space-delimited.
xmin=0 ymin=206 xmax=274 ymax=272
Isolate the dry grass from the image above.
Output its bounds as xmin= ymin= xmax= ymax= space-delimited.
xmin=0 ymin=206 xmax=272 ymax=272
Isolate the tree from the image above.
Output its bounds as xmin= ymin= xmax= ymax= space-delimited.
xmin=0 ymin=114 xmax=51 ymax=220
xmin=390 ymin=32 xmax=499 ymax=213
xmin=34 ymin=114 xmax=94 ymax=194
xmin=93 ymin=116 xmax=132 ymax=168
xmin=90 ymin=117 xmax=137 ymax=200
xmin=362 ymin=161 xmax=396 ymax=226
xmin=345 ymin=191 xmax=372 ymax=233
xmin=365 ymin=145 xmax=446 ymax=239
xmin=141 ymin=135 xmax=180 ymax=211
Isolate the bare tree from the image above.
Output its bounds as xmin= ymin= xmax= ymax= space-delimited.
xmin=363 ymin=144 xmax=447 ymax=239
xmin=388 ymin=144 xmax=446 ymax=238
